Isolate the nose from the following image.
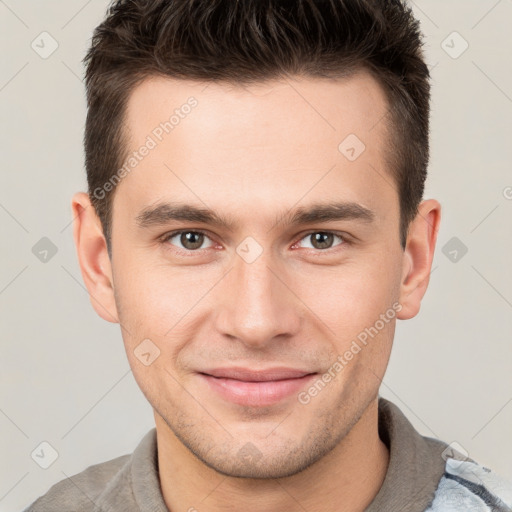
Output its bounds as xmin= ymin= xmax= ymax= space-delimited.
xmin=214 ymin=247 xmax=302 ymax=350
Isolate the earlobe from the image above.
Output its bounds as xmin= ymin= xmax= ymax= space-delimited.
xmin=397 ymin=199 xmax=441 ymax=320
xmin=71 ymin=192 xmax=119 ymax=323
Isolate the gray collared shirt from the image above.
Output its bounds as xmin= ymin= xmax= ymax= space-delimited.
xmin=23 ymin=397 xmax=512 ymax=511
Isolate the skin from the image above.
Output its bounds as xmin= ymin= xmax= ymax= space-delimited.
xmin=72 ymin=70 xmax=441 ymax=512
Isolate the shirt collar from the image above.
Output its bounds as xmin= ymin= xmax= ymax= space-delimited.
xmin=365 ymin=397 xmax=448 ymax=512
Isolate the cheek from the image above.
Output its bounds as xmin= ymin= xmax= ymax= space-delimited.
xmin=112 ymin=262 xmax=173 ymax=343
xmin=294 ymin=255 xmax=401 ymax=333
xmin=113 ymin=260 xmax=215 ymax=360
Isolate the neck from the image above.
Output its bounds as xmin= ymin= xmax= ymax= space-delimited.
xmin=155 ymin=398 xmax=389 ymax=512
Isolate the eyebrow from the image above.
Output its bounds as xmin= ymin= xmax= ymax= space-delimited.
xmin=135 ymin=201 xmax=375 ymax=231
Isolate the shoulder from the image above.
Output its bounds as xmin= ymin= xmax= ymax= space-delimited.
xmin=427 ymin=456 xmax=512 ymax=511
xmin=22 ymin=453 xmax=131 ymax=512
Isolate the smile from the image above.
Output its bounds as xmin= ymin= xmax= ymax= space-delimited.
xmin=198 ymin=367 xmax=318 ymax=407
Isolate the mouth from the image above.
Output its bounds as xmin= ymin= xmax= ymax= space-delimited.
xmin=198 ymin=367 xmax=318 ymax=407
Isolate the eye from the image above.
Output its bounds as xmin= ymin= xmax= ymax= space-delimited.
xmin=160 ymin=229 xmax=349 ymax=254
xmin=163 ymin=230 xmax=215 ymax=251
xmin=294 ymin=231 xmax=346 ymax=251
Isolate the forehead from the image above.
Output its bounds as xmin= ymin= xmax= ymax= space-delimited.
xmin=124 ymin=70 xmax=389 ymax=153
xmin=115 ymin=71 xmax=396 ymax=231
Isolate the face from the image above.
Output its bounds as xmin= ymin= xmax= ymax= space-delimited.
xmin=88 ymin=72 xmax=415 ymax=478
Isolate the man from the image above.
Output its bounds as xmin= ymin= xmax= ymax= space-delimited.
xmin=24 ymin=0 xmax=512 ymax=511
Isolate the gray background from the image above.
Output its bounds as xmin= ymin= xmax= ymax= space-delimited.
xmin=1 ymin=0 xmax=511 ymax=510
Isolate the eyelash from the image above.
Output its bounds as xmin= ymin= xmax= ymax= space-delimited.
xmin=159 ymin=229 xmax=351 ymax=255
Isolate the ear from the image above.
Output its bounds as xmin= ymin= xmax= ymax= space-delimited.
xmin=397 ymin=199 xmax=441 ymax=320
xmin=71 ymin=192 xmax=119 ymax=323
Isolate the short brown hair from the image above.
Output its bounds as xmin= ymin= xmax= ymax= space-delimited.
xmin=83 ymin=0 xmax=430 ymax=251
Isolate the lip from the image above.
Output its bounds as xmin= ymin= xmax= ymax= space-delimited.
xmin=202 ymin=367 xmax=314 ymax=381
xmin=198 ymin=367 xmax=317 ymax=407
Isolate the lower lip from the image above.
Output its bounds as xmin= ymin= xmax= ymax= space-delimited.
xmin=199 ymin=373 xmax=317 ymax=407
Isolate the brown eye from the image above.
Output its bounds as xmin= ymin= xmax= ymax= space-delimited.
xmin=165 ymin=231 xmax=213 ymax=251
xmin=297 ymin=232 xmax=345 ymax=250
